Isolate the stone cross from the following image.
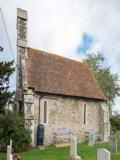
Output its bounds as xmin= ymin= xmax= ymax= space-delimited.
xmin=109 ymin=136 xmax=117 ymax=153
xmin=10 ymin=139 xmax=12 ymax=154
xmin=88 ymin=130 xmax=95 ymax=146
xmin=70 ymin=136 xmax=81 ymax=160
xmin=7 ymin=145 xmax=11 ymax=160
xmin=97 ymin=148 xmax=110 ymax=160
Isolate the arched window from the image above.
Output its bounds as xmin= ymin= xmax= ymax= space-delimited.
xmin=83 ymin=104 xmax=86 ymax=125
xmin=43 ymin=101 xmax=47 ymax=123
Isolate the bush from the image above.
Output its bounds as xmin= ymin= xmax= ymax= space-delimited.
xmin=110 ymin=114 xmax=120 ymax=132
xmin=0 ymin=111 xmax=31 ymax=152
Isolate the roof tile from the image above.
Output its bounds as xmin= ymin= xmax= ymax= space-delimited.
xmin=26 ymin=48 xmax=107 ymax=100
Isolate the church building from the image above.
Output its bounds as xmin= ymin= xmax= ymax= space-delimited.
xmin=16 ymin=8 xmax=110 ymax=146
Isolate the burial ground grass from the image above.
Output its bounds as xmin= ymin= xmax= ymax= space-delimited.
xmin=0 ymin=141 xmax=120 ymax=160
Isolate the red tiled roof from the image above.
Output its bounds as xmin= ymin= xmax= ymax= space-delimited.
xmin=26 ymin=48 xmax=107 ymax=100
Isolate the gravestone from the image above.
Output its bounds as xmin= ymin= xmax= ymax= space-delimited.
xmin=97 ymin=148 xmax=110 ymax=160
xmin=10 ymin=139 xmax=12 ymax=153
xmin=53 ymin=128 xmax=71 ymax=143
xmin=70 ymin=136 xmax=81 ymax=160
xmin=109 ymin=136 xmax=117 ymax=153
xmin=7 ymin=145 xmax=11 ymax=160
xmin=88 ymin=130 xmax=95 ymax=146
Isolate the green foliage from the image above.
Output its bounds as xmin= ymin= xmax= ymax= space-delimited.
xmin=110 ymin=114 xmax=120 ymax=132
xmin=83 ymin=53 xmax=120 ymax=106
xmin=0 ymin=112 xmax=31 ymax=152
xmin=0 ymin=47 xmax=4 ymax=52
xmin=0 ymin=47 xmax=15 ymax=113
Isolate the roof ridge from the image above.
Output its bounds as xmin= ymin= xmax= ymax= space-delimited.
xmin=27 ymin=47 xmax=89 ymax=67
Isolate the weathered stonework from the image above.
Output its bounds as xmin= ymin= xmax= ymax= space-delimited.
xmin=99 ymin=104 xmax=110 ymax=141
xmin=16 ymin=8 xmax=28 ymax=111
xmin=24 ymin=91 xmax=110 ymax=146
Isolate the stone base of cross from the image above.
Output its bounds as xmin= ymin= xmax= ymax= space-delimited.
xmin=70 ymin=155 xmax=81 ymax=160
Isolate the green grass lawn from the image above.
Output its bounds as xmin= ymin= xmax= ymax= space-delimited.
xmin=0 ymin=141 xmax=120 ymax=160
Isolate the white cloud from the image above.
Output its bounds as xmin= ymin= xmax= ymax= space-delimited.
xmin=0 ymin=0 xmax=120 ymax=112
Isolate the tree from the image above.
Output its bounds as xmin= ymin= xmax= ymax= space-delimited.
xmin=0 ymin=46 xmax=4 ymax=52
xmin=0 ymin=47 xmax=31 ymax=152
xmin=83 ymin=53 xmax=120 ymax=109
xmin=0 ymin=111 xmax=31 ymax=152
xmin=110 ymin=113 xmax=120 ymax=132
xmin=0 ymin=47 xmax=15 ymax=113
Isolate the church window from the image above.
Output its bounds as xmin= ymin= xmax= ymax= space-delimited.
xmin=43 ymin=101 xmax=47 ymax=123
xmin=83 ymin=104 xmax=86 ymax=125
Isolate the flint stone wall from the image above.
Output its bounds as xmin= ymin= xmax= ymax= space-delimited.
xmin=24 ymin=91 xmax=110 ymax=146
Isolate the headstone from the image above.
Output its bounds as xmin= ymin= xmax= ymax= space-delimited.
xmin=7 ymin=145 xmax=11 ymax=160
xmin=70 ymin=136 xmax=77 ymax=158
xmin=88 ymin=130 xmax=95 ymax=146
xmin=97 ymin=148 xmax=110 ymax=160
xmin=109 ymin=136 xmax=117 ymax=153
xmin=9 ymin=154 xmax=13 ymax=160
xmin=70 ymin=136 xmax=81 ymax=160
xmin=10 ymin=139 xmax=12 ymax=153
xmin=53 ymin=128 xmax=71 ymax=143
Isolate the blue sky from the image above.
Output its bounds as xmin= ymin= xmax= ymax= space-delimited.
xmin=0 ymin=0 xmax=120 ymax=113
xmin=77 ymin=33 xmax=93 ymax=55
